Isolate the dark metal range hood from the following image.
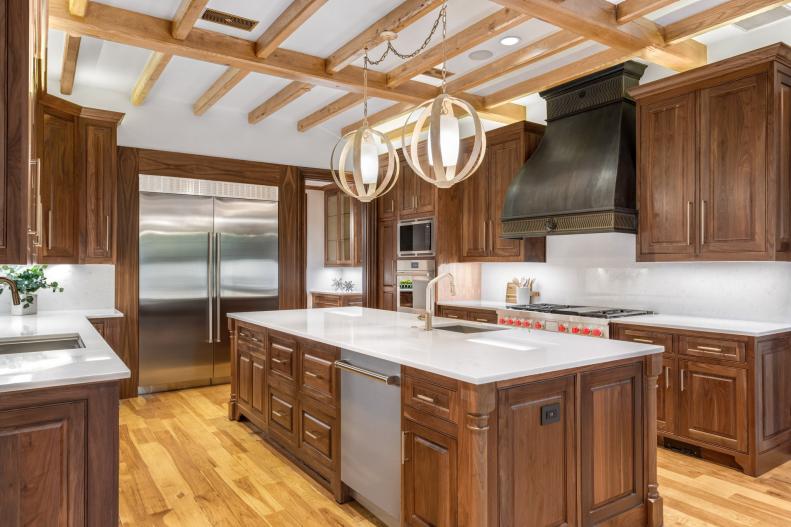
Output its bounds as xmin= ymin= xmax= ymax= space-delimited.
xmin=501 ymin=61 xmax=647 ymax=237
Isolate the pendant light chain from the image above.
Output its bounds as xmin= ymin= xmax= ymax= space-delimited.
xmin=364 ymin=3 xmax=447 ymax=67
xmin=441 ymin=5 xmax=447 ymax=94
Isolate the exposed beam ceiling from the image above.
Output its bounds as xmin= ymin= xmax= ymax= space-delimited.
xmin=131 ymin=52 xmax=172 ymax=106
xmin=193 ymin=68 xmax=250 ymax=116
xmin=484 ymin=47 xmax=632 ymax=108
xmin=249 ymin=82 xmax=314 ymax=124
xmin=172 ymin=0 xmax=210 ymax=40
xmin=662 ymin=0 xmax=790 ymax=44
xmin=297 ymin=93 xmax=363 ymax=132
xmin=69 ymin=0 xmax=87 ymax=17
xmin=60 ymin=34 xmax=81 ymax=95
xmin=386 ymin=8 xmax=530 ymax=88
xmin=491 ymin=0 xmax=706 ymax=71
xmin=255 ymin=0 xmax=328 ymax=59
xmin=342 ymin=102 xmax=415 ymax=136
xmin=616 ymin=0 xmax=677 ymax=24
xmin=326 ymin=0 xmax=445 ymax=73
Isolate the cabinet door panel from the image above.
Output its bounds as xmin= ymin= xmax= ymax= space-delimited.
xmin=460 ymin=157 xmax=489 ymax=259
xmin=238 ymin=350 xmax=252 ymax=405
xmin=679 ymin=360 xmax=748 ymax=452
xmin=403 ymin=419 xmax=457 ymax=527
xmin=251 ymin=353 xmax=266 ymax=415
xmin=489 ymin=139 xmax=523 ymax=258
xmin=657 ymin=357 xmax=675 ymax=434
xmin=498 ymin=376 xmax=575 ymax=527
xmin=398 ymin=158 xmax=417 ymax=216
xmin=40 ymin=107 xmax=79 ymax=262
xmin=0 ymin=401 xmax=86 ymax=526
xmin=377 ymin=220 xmax=396 ymax=310
xmin=638 ymin=92 xmax=697 ymax=258
xmin=700 ymin=74 xmax=768 ymax=256
xmin=82 ymin=121 xmax=115 ymax=262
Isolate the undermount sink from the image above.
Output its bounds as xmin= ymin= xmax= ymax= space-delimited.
xmin=433 ymin=324 xmax=504 ymax=334
xmin=0 ymin=335 xmax=85 ymax=355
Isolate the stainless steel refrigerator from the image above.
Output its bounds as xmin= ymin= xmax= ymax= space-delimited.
xmin=138 ymin=176 xmax=278 ymax=393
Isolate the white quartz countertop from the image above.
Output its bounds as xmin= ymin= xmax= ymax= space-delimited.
xmin=612 ymin=314 xmax=791 ymax=337
xmin=229 ymin=307 xmax=663 ymax=384
xmin=0 ymin=310 xmax=131 ymax=393
xmin=437 ymin=300 xmax=512 ymax=310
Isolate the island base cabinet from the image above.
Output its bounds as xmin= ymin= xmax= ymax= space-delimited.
xmin=402 ymin=419 xmax=457 ymax=527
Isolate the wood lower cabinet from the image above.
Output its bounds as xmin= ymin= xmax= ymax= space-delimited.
xmin=633 ymin=44 xmax=791 ymax=261
xmin=613 ymin=323 xmax=791 ymax=475
xmin=311 ymin=291 xmax=363 ymax=308
xmin=0 ymin=381 xmax=121 ymax=526
xmin=436 ymin=305 xmax=498 ymax=324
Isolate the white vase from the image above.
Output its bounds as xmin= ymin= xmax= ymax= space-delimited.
xmin=516 ymin=287 xmax=532 ymax=305
xmin=11 ymin=293 xmax=37 ymax=316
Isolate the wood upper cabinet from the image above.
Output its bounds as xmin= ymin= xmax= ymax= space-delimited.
xmin=402 ymin=418 xmax=457 ymax=527
xmin=398 ymin=151 xmax=435 ymax=219
xmin=458 ymin=122 xmax=546 ymax=262
xmin=324 ymin=188 xmax=360 ymax=266
xmin=81 ymin=115 xmax=119 ymax=263
xmin=633 ymin=44 xmax=791 ymax=261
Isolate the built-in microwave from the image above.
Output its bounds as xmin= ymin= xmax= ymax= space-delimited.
xmin=397 ymin=218 xmax=434 ymax=257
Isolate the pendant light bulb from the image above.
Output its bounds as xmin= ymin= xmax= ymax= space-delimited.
xmin=428 ymin=112 xmax=460 ymax=167
xmin=360 ymin=135 xmax=379 ymax=184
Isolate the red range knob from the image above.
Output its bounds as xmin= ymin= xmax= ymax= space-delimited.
xmin=522 ymin=320 xmax=532 ymax=328
xmin=592 ymin=328 xmax=603 ymax=337
xmin=499 ymin=318 xmax=506 ymax=325
xmin=571 ymin=327 xmax=580 ymax=334
xmin=582 ymin=327 xmax=591 ymax=335
xmin=534 ymin=322 xmax=543 ymax=330
xmin=558 ymin=324 xmax=567 ymax=332
xmin=508 ymin=318 xmax=515 ymax=325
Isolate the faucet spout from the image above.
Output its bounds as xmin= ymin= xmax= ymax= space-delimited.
xmin=420 ymin=272 xmax=456 ymax=331
xmin=0 ymin=277 xmax=21 ymax=305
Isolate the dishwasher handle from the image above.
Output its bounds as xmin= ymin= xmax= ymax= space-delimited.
xmin=334 ymin=360 xmax=400 ymax=386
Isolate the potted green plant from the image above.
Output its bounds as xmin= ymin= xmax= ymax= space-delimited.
xmin=0 ymin=264 xmax=64 ymax=315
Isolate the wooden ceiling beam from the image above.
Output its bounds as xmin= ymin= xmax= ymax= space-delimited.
xmin=131 ymin=52 xmax=173 ymax=106
xmin=386 ymin=8 xmax=530 ymax=88
xmin=662 ymin=0 xmax=790 ymax=44
xmin=49 ymin=0 xmax=441 ymax=105
xmin=297 ymin=93 xmax=363 ymax=132
xmin=483 ymin=48 xmax=632 ymax=108
xmin=60 ymin=34 xmax=81 ymax=95
xmin=615 ymin=0 xmax=677 ymax=24
xmin=326 ymin=0 xmax=445 ymax=73
xmin=172 ymin=0 xmax=210 ymax=40
xmin=491 ymin=0 xmax=706 ymax=71
xmin=193 ymin=68 xmax=250 ymax=116
xmin=256 ymin=0 xmax=328 ymax=59
xmin=248 ymin=81 xmax=314 ymax=124
xmin=341 ymin=102 xmax=415 ymax=136
xmin=69 ymin=0 xmax=88 ymax=17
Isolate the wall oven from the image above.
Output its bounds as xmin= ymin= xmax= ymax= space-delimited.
xmin=398 ymin=218 xmax=434 ymax=257
xmin=396 ymin=260 xmax=435 ymax=314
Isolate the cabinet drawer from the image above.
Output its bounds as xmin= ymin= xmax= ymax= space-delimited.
xmin=268 ymin=334 xmax=297 ymax=382
xmin=268 ymin=389 xmax=297 ymax=443
xmin=301 ymin=344 xmax=337 ymax=405
xmin=301 ymin=408 xmax=335 ymax=463
xmin=616 ymin=327 xmax=674 ymax=355
xmin=313 ymin=294 xmax=342 ymax=307
xmin=680 ymin=335 xmax=746 ymax=363
xmin=238 ymin=324 xmax=266 ymax=353
xmin=403 ymin=376 xmax=459 ymax=424
xmin=438 ymin=307 xmax=467 ymax=320
xmin=467 ymin=309 xmax=497 ymax=324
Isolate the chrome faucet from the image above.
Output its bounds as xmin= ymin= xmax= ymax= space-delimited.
xmin=0 ymin=277 xmax=21 ymax=305
xmin=418 ymin=272 xmax=456 ymax=331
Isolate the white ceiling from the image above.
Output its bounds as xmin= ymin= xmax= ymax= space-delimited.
xmin=47 ymin=0 xmax=791 ymax=165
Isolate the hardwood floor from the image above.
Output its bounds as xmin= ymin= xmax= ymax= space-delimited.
xmin=120 ymin=385 xmax=791 ymax=526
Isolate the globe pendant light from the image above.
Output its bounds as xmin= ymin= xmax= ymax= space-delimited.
xmin=330 ymin=50 xmax=399 ymax=203
xmin=402 ymin=4 xmax=486 ymax=188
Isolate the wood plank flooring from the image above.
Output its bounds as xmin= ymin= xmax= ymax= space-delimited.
xmin=120 ymin=385 xmax=791 ymax=526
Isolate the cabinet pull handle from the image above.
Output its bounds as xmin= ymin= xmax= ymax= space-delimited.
xmin=680 ymin=369 xmax=686 ymax=392
xmin=47 ymin=209 xmax=53 ymax=250
xmin=665 ymin=366 xmax=670 ymax=389
xmin=700 ymin=200 xmax=706 ymax=245
xmin=105 ymin=215 xmax=111 ymax=251
xmin=446 ymin=314 xmax=459 ymax=319
xmin=272 ymin=410 xmax=285 ymax=418
xmin=401 ymin=431 xmax=409 ymax=464
xmin=271 ymin=343 xmax=293 ymax=353
xmin=687 ymin=201 xmax=692 ymax=246
xmin=271 ymin=357 xmax=286 ymax=364
xmin=632 ymin=337 xmax=654 ymax=344
xmin=416 ymin=393 xmax=435 ymax=404
xmin=28 ymin=159 xmax=42 ymax=246
xmin=475 ymin=318 xmax=489 ymax=323
xmin=305 ymin=371 xmax=319 ymax=378
xmin=305 ymin=430 xmax=319 ymax=440
xmin=695 ymin=345 xmax=722 ymax=352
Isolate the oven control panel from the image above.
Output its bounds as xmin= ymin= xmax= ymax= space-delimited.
xmin=495 ymin=311 xmax=609 ymax=338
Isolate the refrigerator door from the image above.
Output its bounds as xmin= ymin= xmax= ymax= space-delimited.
xmin=139 ymin=192 xmax=215 ymax=392
xmin=213 ymin=197 xmax=279 ymax=380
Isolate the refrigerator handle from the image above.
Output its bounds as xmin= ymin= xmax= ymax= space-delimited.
xmin=207 ymin=232 xmax=214 ymax=343
xmin=215 ymin=232 xmax=222 ymax=343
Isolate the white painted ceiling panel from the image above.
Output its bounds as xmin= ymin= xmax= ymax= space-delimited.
xmin=93 ymin=0 xmax=181 ymax=20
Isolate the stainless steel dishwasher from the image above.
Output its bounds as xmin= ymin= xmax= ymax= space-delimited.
xmin=336 ymin=349 xmax=401 ymax=527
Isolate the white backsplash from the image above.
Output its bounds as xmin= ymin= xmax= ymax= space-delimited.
xmin=480 ymin=233 xmax=791 ymax=323
xmin=0 ymin=264 xmax=115 ymax=314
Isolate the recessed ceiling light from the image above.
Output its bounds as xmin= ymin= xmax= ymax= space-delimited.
xmin=468 ymin=49 xmax=493 ymax=61
xmin=500 ymin=36 xmax=521 ymax=46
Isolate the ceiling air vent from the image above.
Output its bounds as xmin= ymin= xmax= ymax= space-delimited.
xmin=733 ymin=5 xmax=791 ymax=31
xmin=201 ymin=9 xmax=259 ymax=32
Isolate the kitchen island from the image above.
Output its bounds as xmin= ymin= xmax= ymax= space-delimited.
xmin=228 ymin=307 xmax=665 ymax=527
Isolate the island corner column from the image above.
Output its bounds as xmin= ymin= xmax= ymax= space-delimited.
xmin=457 ymin=382 xmax=499 ymax=527
xmin=644 ymin=353 xmax=664 ymax=527
xmin=227 ymin=318 xmax=239 ymax=420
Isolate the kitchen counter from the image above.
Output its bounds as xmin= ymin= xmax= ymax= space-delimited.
xmin=0 ymin=310 xmax=131 ymax=393
xmin=615 ymin=313 xmax=791 ymax=337
xmin=229 ymin=307 xmax=662 ymax=384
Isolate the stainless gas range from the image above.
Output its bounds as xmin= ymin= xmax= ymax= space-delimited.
xmin=495 ymin=304 xmax=652 ymax=339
